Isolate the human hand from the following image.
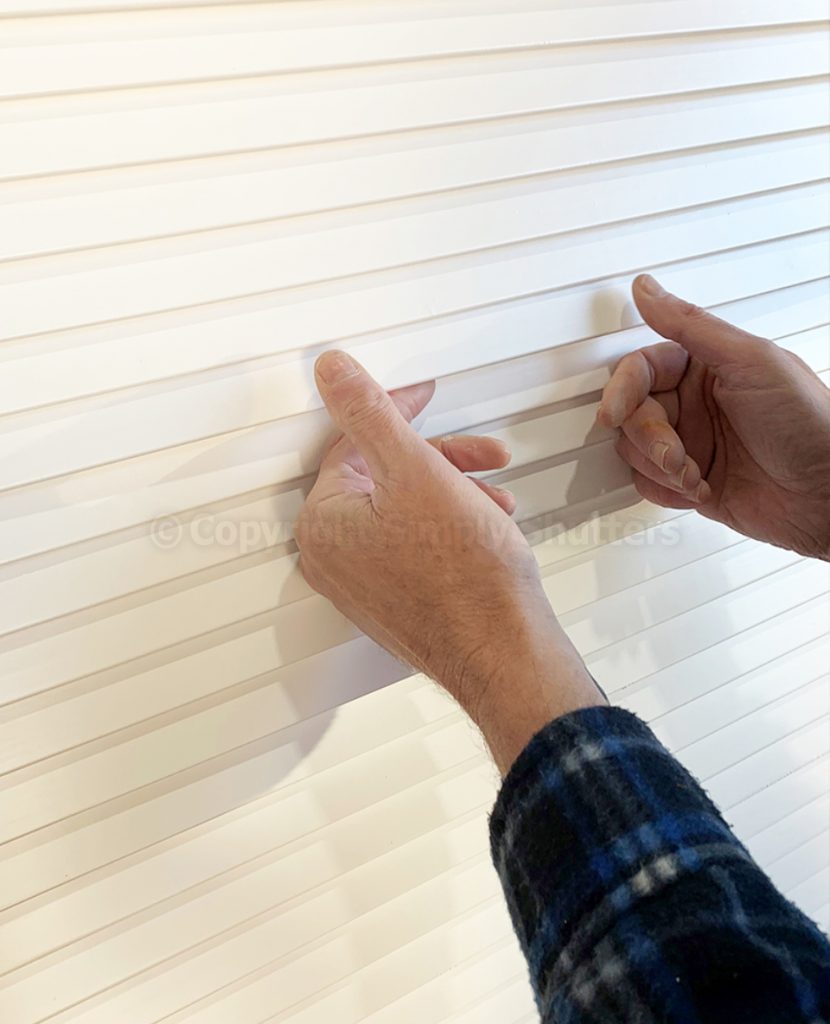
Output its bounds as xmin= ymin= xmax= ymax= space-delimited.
xmin=599 ymin=275 xmax=830 ymax=560
xmin=297 ymin=352 xmax=602 ymax=773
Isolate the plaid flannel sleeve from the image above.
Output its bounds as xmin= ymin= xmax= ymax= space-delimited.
xmin=490 ymin=706 xmax=830 ymax=1024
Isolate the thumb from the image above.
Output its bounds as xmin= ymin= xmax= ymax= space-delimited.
xmin=632 ymin=274 xmax=768 ymax=369
xmin=315 ymin=350 xmax=431 ymax=478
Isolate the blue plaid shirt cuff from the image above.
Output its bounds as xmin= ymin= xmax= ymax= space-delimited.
xmin=490 ymin=706 xmax=830 ymax=1023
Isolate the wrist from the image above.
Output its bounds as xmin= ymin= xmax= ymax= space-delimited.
xmin=435 ymin=599 xmax=606 ymax=776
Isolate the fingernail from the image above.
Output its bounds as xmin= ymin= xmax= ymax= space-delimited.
xmin=494 ymin=486 xmax=517 ymax=510
xmin=677 ymin=463 xmax=689 ymax=491
xmin=638 ymin=274 xmax=666 ymax=298
xmin=316 ymin=351 xmax=360 ymax=386
xmin=649 ymin=441 xmax=671 ymax=472
xmin=691 ymin=481 xmax=711 ymax=504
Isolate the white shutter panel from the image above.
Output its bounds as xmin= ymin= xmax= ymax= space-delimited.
xmin=0 ymin=3 xmax=828 ymax=1022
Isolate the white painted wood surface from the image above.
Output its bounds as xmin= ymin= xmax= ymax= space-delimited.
xmin=0 ymin=3 xmax=828 ymax=1021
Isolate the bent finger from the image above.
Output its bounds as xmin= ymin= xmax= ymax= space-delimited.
xmin=472 ymin=478 xmax=517 ymax=516
xmin=430 ymin=434 xmax=511 ymax=473
xmin=631 ymin=470 xmax=703 ymax=511
xmin=620 ymin=396 xmax=686 ymax=476
xmin=615 ymin=435 xmax=710 ymax=504
xmin=598 ymin=342 xmax=689 ymax=429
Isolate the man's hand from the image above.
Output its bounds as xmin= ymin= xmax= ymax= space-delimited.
xmin=296 ymin=351 xmax=603 ymax=774
xmin=600 ymin=275 xmax=830 ymax=560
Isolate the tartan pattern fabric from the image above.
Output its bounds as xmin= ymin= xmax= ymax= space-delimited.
xmin=490 ymin=707 xmax=830 ymax=1023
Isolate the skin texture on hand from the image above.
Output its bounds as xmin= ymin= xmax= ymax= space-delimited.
xmin=296 ymin=352 xmax=604 ymax=775
xmin=600 ymin=275 xmax=830 ymax=560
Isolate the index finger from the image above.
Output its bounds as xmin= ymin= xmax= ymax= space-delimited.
xmin=597 ymin=341 xmax=690 ymax=429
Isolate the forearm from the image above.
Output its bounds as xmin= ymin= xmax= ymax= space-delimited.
xmin=490 ymin=707 xmax=830 ymax=1022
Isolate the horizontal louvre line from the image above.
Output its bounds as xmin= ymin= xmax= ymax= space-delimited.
xmin=179 ymin=901 xmax=511 ymax=1024
xmin=766 ymin=828 xmax=830 ymax=892
xmin=0 ymin=502 xmax=683 ymax=768
xmin=0 ymin=317 xmax=823 ymax=650
xmin=0 ymin=462 xmax=776 ymax=712
xmin=3 ymin=5 xmax=828 ymax=98
xmin=621 ymin=594 xmax=830 ymax=717
xmin=3 ymin=552 xmax=814 ymax=942
xmin=0 ymin=282 xmax=820 ymax=570
xmin=284 ymin=937 xmax=529 ymax=1024
xmin=0 ymin=513 xmax=729 ymax=774
xmin=0 ymin=394 xmax=619 ymax=633
xmin=0 ymin=491 xmax=307 ymax=638
xmin=0 ymin=11 xmax=826 ymax=1022
xmin=0 ymin=782 xmax=495 ymax=987
xmin=812 ymin=904 xmax=830 ymax=931
xmin=532 ymin=504 xmax=691 ymax=570
xmin=0 ymin=703 xmax=490 ymax=909
xmin=652 ymin=636 xmax=830 ymax=749
xmin=559 ymin=536 xmax=763 ymax=650
xmin=0 ymin=869 xmax=509 ymax=1024
xmin=711 ymin=715 xmax=830 ymax=811
xmin=2 ymin=171 xmax=827 ymax=344
xmin=0 ymin=673 xmax=465 ymax=843
xmin=4 ymin=128 xmax=826 ymax=284
xmin=0 ymin=876 xmax=508 ymax=1024
xmin=0 ymin=764 xmax=490 ymax=966
xmin=255 ymin=938 xmax=524 ymax=1024
xmin=749 ymin=794 xmax=830 ymax=866
xmin=0 ymin=511 xmax=724 ymax=792
xmin=1 ymin=504 xmax=686 ymax=718
xmin=787 ymin=863 xmax=830 ymax=902
xmin=0 ymin=453 xmax=631 ymax=705
xmin=356 ymin=943 xmax=531 ymax=1024
xmin=594 ymin=559 xmax=829 ymax=691
xmin=433 ymin=971 xmax=532 ymax=1024
xmin=2 ymin=80 xmax=825 ymax=254
xmin=1 ymin=229 xmax=827 ymax=493
xmin=0 ymin=541 xmax=812 ymax=840
xmin=733 ymin=755 xmax=830 ymax=839
xmin=786 ymin=865 xmax=830 ymax=910
xmin=780 ymin=322 xmax=830 ymax=370
xmin=2 ymin=35 xmax=827 ymax=180
xmin=165 ymin=919 xmax=520 ymax=1024
xmin=0 ymin=0 xmax=813 ymax=18
xmin=676 ymin=676 xmax=830 ymax=781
